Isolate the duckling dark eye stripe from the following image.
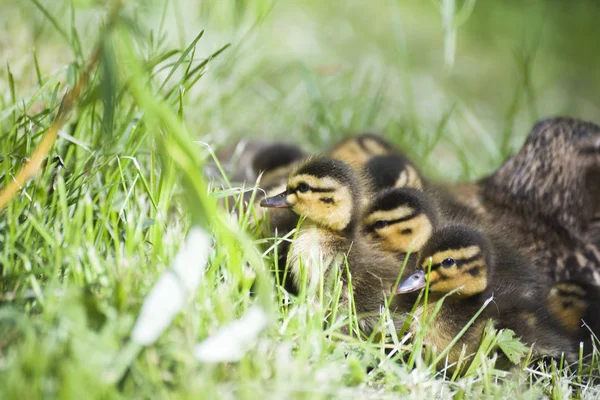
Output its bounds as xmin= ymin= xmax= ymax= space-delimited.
xmin=465 ymin=266 xmax=481 ymax=277
xmin=357 ymin=137 xmax=371 ymax=153
xmin=310 ymin=187 xmax=336 ymax=193
xmin=426 ymin=253 xmax=482 ymax=271
xmin=288 ymin=186 xmax=335 ymax=194
xmin=454 ymin=254 xmax=482 ymax=266
xmin=554 ymin=288 xmax=586 ymax=299
xmin=367 ymin=212 xmax=420 ymax=231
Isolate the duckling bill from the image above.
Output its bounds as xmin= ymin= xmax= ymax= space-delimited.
xmin=396 ymin=270 xmax=427 ymax=293
xmin=260 ymin=191 xmax=290 ymax=208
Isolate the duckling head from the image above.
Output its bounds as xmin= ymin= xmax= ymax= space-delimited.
xmin=395 ymin=225 xmax=492 ymax=297
xmin=363 ymin=188 xmax=438 ymax=254
xmin=260 ymin=157 xmax=361 ymax=233
xmin=252 ymin=143 xmax=306 ymax=177
xmin=330 ymin=133 xmax=394 ymax=167
xmin=546 ymin=281 xmax=592 ymax=332
xmin=364 ymin=154 xmax=423 ymax=191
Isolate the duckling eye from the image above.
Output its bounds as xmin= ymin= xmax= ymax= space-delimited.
xmin=297 ymin=183 xmax=310 ymax=193
xmin=373 ymin=220 xmax=389 ymax=230
xmin=440 ymin=258 xmax=455 ymax=268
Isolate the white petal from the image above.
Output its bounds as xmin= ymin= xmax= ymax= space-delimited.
xmin=132 ymin=227 xmax=213 ymax=345
xmin=194 ymin=306 xmax=269 ymax=363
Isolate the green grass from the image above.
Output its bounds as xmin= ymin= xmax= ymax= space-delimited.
xmin=1 ymin=0 xmax=600 ymax=398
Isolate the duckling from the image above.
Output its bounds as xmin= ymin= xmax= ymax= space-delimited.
xmin=209 ymin=139 xmax=306 ymax=185
xmin=362 ymin=188 xmax=439 ymax=258
xmin=328 ymin=133 xmax=396 ymax=168
xmin=395 ymin=224 xmax=576 ymax=368
xmin=252 ymin=143 xmax=307 ymax=186
xmin=362 ymin=184 xmax=481 ymax=258
xmin=446 ymin=117 xmax=600 ymax=285
xmin=364 ymin=154 xmax=424 ymax=191
xmin=260 ymin=156 xmax=416 ymax=333
xmin=546 ymin=280 xmax=600 ymax=356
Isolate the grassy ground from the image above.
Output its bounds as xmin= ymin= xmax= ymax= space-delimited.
xmin=1 ymin=0 xmax=600 ymax=398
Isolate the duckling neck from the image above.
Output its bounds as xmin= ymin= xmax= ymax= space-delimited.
xmin=302 ymin=217 xmax=357 ymax=240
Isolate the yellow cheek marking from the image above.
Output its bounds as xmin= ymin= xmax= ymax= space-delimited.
xmin=286 ymin=192 xmax=298 ymax=205
xmin=292 ymin=185 xmax=352 ymax=231
xmin=394 ymin=171 xmax=408 ymax=188
xmin=319 ymin=185 xmax=352 ymax=231
xmin=364 ymin=206 xmax=415 ymax=226
xmin=429 ymin=273 xmax=487 ymax=296
xmin=423 ymin=246 xmax=481 ymax=269
xmin=429 ymin=260 xmax=487 ymax=296
xmin=405 ymin=165 xmax=423 ymax=190
xmin=375 ymin=214 xmax=432 ymax=253
xmin=547 ymin=287 xmax=588 ymax=331
xmin=427 ymin=270 xmax=441 ymax=282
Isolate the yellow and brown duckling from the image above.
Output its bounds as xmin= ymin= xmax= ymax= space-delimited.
xmin=447 ymin=117 xmax=600 ymax=285
xmin=260 ymin=156 xmax=417 ymax=333
xmin=362 ymin=188 xmax=439 ymax=258
xmin=395 ymin=224 xmax=575 ymax=368
xmin=362 ymin=185 xmax=480 ymax=258
xmin=546 ymin=279 xmax=600 ymax=356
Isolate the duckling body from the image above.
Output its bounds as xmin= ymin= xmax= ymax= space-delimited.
xmin=261 ymin=157 xmax=418 ymax=333
xmin=396 ymin=224 xmax=576 ymax=367
xmin=447 ymin=117 xmax=600 ymax=284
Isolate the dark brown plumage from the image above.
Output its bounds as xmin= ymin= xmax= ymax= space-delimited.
xmin=446 ymin=117 xmax=600 ymax=285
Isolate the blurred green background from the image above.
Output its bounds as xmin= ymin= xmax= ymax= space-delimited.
xmin=2 ymin=0 xmax=600 ymax=180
